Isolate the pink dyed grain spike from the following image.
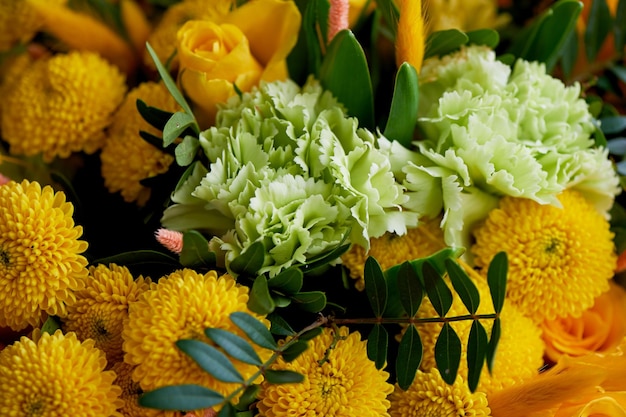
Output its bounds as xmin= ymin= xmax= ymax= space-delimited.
xmin=155 ymin=228 xmax=183 ymax=254
xmin=328 ymin=0 xmax=350 ymax=42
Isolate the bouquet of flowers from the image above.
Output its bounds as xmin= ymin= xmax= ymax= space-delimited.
xmin=1 ymin=0 xmax=626 ymax=416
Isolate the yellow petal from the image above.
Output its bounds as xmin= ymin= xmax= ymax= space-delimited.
xmin=26 ymin=0 xmax=136 ymax=75
xmin=121 ymin=0 xmax=152 ymax=55
xmin=222 ymin=0 xmax=301 ymax=81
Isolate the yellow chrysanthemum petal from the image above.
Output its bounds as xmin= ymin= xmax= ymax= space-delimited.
xmin=0 ymin=330 xmax=122 ymax=416
xmin=112 ymin=361 xmax=169 ymax=417
xmin=63 ymin=263 xmax=152 ymax=364
xmin=408 ymin=275 xmax=544 ymax=396
xmin=143 ymin=0 xmax=233 ymax=72
xmin=389 ymin=368 xmax=491 ymax=417
xmin=100 ymin=81 xmax=179 ymax=206
xmin=257 ymin=326 xmax=394 ymax=417
xmin=122 ymin=269 xmax=270 ymax=406
xmin=341 ymin=217 xmax=446 ymax=290
xmin=0 ymin=180 xmax=89 ymax=331
xmin=472 ymin=189 xmax=616 ymax=323
xmin=1 ymin=51 xmax=127 ymax=161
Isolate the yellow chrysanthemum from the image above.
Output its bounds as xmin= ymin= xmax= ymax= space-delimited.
xmin=1 ymin=50 xmax=127 ymax=161
xmin=63 ymin=263 xmax=152 ymax=364
xmin=472 ymin=189 xmax=617 ymax=323
xmin=408 ymin=275 xmax=544 ymax=396
xmin=0 ymin=180 xmax=89 ymax=331
xmin=100 ymin=81 xmax=178 ymax=205
xmin=123 ymin=269 xmax=270 ymax=401
xmin=111 ymin=361 xmax=171 ymax=417
xmin=257 ymin=326 xmax=394 ymax=417
xmin=0 ymin=0 xmax=63 ymax=50
xmin=0 ymin=330 xmax=122 ymax=416
xmin=341 ymin=217 xmax=446 ymax=290
xmin=389 ymin=368 xmax=491 ymax=417
xmin=143 ymin=0 xmax=233 ymax=71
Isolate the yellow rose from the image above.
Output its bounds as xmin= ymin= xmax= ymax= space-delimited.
xmin=541 ymin=281 xmax=626 ymax=363
xmin=553 ymin=392 xmax=626 ymax=417
xmin=176 ymin=0 xmax=301 ymax=127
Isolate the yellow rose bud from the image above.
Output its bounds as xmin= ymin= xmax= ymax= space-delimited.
xmin=177 ymin=20 xmax=263 ymax=127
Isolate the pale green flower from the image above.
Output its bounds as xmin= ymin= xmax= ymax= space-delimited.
xmin=406 ymin=45 xmax=620 ymax=249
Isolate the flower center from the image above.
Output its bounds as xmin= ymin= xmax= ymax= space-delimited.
xmin=0 ymin=248 xmax=10 ymax=267
xmin=25 ymin=398 xmax=45 ymax=416
xmin=544 ymin=237 xmax=561 ymax=253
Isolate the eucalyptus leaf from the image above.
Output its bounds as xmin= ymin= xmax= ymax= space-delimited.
xmin=422 ymin=261 xmax=453 ymax=317
xmin=235 ymin=385 xmax=260 ymax=411
xmin=367 ymin=324 xmax=389 ymax=370
xmin=364 ymin=257 xmax=388 ymax=318
xmin=281 ymin=340 xmax=309 ymax=362
xmin=136 ymin=98 xmax=174 ymax=131
xmin=230 ymin=311 xmax=278 ymax=350
xmin=205 ymin=328 xmax=263 ymax=366
xmin=267 ymin=312 xmax=296 ymax=336
xmin=139 ymin=384 xmax=224 ymax=411
xmin=445 ymin=259 xmax=480 ymax=315
xmin=230 ymin=241 xmax=266 ymax=276
xmin=383 ymin=62 xmax=419 ymax=148
xmin=217 ymin=402 xmax=237 ymax=417
xmin=486 ymin=317 xmax=501 ymax=374
xmin=176 ymin=339 xmax=244 ymax=383
xmin=264 ymin=370 xmax=305 ymax=384
xmin=272 ymin=295 xmax=292 ymax=308
xmin=179 ymin=230 xmax=216 ymax=268
xmin=585 ymin=0 xmax=613 ymax=61
xmin=487 ymin=252 xmax=508 ymax=314
xmin=397 ymin=261 xmax=423 ymax=318
xmin=466 ymin=28 xmax=500 ymax=48
xmin=601 ymin=116 xmax=626 ymax=134
xmin=466 ymin=321 xmax=488 ymax=393
xmin=299 ymin=327 xmax=323 ymax=341
xmin=290 ymin=291 xmax=327 ymax=313
xmin=163 ymin=112 xmax=196 ymax=147
xmin=175 ymin=135 xmax=200 ymax=166
xmin=319 ymin=30 xmax=375 ymax=129
xmin=396 ymin=325 xmax=423 ymax=390
xmin=268 ymin=268 xmax=304 ymax=295
xmin=434 ymin=323 xmax=462 ymax=385
xmin=248 ymin=276 xmax=276 ymax=315
xmin=424 ymin=29 xmax=469 ymax=59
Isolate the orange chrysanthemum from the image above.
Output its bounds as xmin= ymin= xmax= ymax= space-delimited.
xmin=257 ymin=326 xmax=394 ymax=417
xmin=0 ymin=330 xmax=122 ymax=416
xmin=0 ymin=180 xmax=89 ymax=330
xmin=122 ymin=269 xmax=270 ymax=403
xmin=389 ymin=368 xmax=491 ymax=417
xmin=341 ymin=217 xmax=446 ymax=290
xmin=472 ymin=189 xmax=617 ymax=323
xmin=63 ymin=263 xmax=152 ymax=364
xmin=100 ymin=81 xmax=178 ymax=205
xmin=1 ymin=50 xmax=127 ymax=161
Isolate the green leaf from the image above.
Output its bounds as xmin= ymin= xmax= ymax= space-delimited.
xmin=272 ymin=294 xmax=292 ymax=308
xmin=364 ymin=257 xmax=388 ymax=317
xmin=319 ymin=30 xmax=375 ymax=129
xmin=601 ymin=116 xmax=626 ymax=134
xmin=41 ymin=316 xmax=61 ymax=335
xmin=422 ymin=261 xmax=453 ymax=317
xmin=376 ymin=0 xmax=399 ymax=39
xmin=139 ymin=384 xmax=224 ymax=411
xmin=139 ymin=130 xmax=175 ymax=155
xmin=487 ymin=252 xmax=508 ymax=314
xmin=217 ymin=402 xmax=237 ymax=417
xmin=136 ymin=98 xmax=174 ymax=131
xmin=396 ymin=325 xmax=423 ymax=390
xmin=267 ymin=312 xmax=296 ymax=336
xmin=585 ymin=0 xmax=613 ymax=61
xmin=367 ymin=324 xmax=389 ymax=370
xmin=268 ymin=268 xmax=304 ymax=295
xmin=466 ymin=321 xmax=488 ymax=392
xmin=248 ymin=276 xmax=276 ymax=315
xmin=610 ymin=65 xmax=626 ymax=84
xmin=383 ymin=62 xmax=419 ymax=148
xmin=264 ymin=370 xmax=305 ymax=384
xmin=235 ymin=385 xmax=260 ymax=411
xmin=230 ymin=241 xmax=266 ymax=276
xmin=281 ymin=340 xmax=309 ymax=362
xmin=396 ymin=261 xmax=424 ymax=317
xmin=299 ymin=327 xmax=323 ymax=341
xmin=179 ymin=230 xmax=216 ymax=268
xmin=486 ymin=317 xmax=501 ymax=374
xmin=424 ymin=29 xmax=469 ymax=59
xmin=230 ymin=311 xmax=277 ymax=350
xmin=205 ymin=328 xmax=263 ymax=366
xmin=163 ymin=112 xmax=196 ymax=147
xmin=176 ymin=339 xmax=244 ymax=383
xmin=560 ymin=29 xmax=579 ymax=79
xmin=615 ymin=0 xmax=626 ymax=52
xmin=445 ymin=259 xmax=480 ymax=315
xmin=303 ymin=243 xmax=351 ymax=273
xmin=466 ymin=28 xmax=500 ymax=48
xmin=175 ymin=135 xmax=200 ymax=166
xmin=90 ymin=250 xmax=180 ymax=269
xmin=290 ymin=291 xmax=327 ymax=313
xmin=146 ymin=42 xmax=197 ymax=125
xmin=434 ymin=323 xmax=462 ymax=385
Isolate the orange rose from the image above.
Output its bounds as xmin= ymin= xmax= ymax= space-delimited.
xmin=542 ymin=281 xmax=626 ymax=363
xmin=553 ymin=391 xmax=626 ymax=417
xmin=176 ymin=0 xmax=301 ymax=127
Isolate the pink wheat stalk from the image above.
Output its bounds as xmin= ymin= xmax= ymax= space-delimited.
xmin=328 ymin=0 xmax=350 ymax=42
xmin=0 ymin=173 xmax=11 ymax=186
xmin=155 ymin=228 xmax=184 ymax=254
